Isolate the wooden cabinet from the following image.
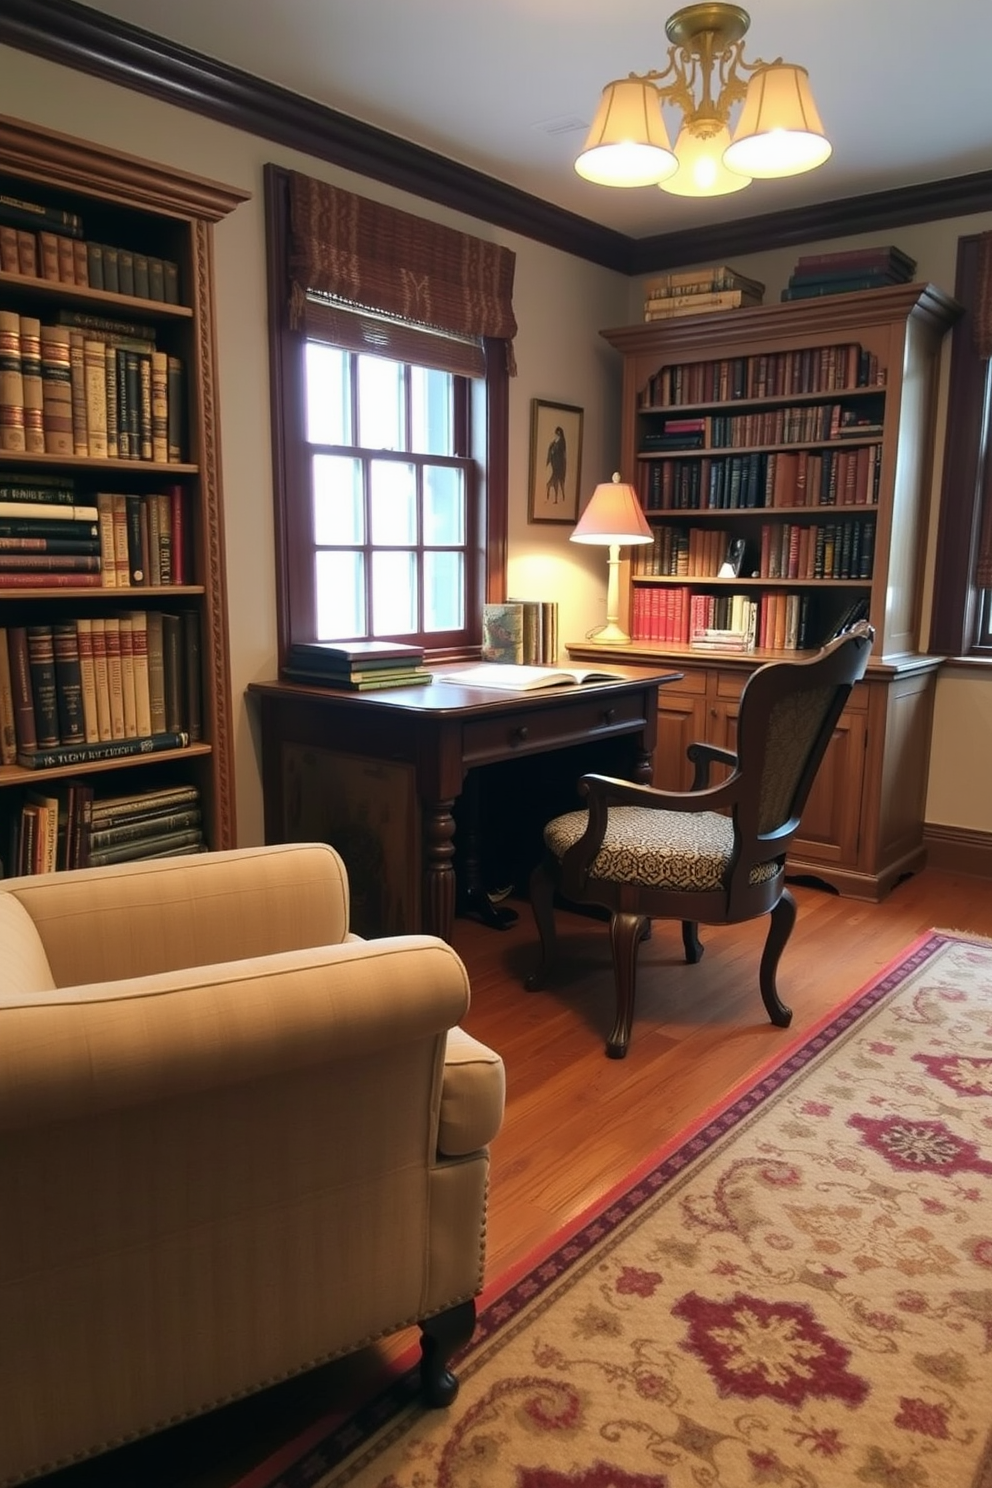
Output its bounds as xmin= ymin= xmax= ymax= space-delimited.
xmin=0 ymin=114 xmax=247 ymax=873
xmin=569 ymin=283 xmax=957 ymax=900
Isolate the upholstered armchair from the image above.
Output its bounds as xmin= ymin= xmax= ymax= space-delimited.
xmin=526 ymin=623 xmax=873 ymax=1057
xmin=0 ymin=842 xmax=505 ymax=1486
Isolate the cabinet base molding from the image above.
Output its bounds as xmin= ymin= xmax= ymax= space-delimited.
xmin=923 ymin=823 xmax=992 ymax=879
xmin=786 ymin=843 xmax=928 ymax=903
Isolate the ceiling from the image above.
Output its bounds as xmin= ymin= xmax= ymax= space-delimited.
xmin=18 ymin=0 xmax=992 ymax=243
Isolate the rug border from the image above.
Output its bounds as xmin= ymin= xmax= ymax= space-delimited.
xmin=234 ymin=926 xmax=974 ymax=1488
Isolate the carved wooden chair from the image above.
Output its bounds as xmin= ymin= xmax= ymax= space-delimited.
xmin=525 ymin=622 xmax=873 ymax=1057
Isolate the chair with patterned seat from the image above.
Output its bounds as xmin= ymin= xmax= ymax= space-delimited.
xmin=525 ymin=622 xmax=873 ymax=1057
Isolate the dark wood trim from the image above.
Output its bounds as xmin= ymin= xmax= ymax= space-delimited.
xmin=923 ymin=822 xmax=992 ymax=879
xmin=928 ymin=235 xmax=987 ymax=655
xmin=4 ymin=0 xmax=992 ymax=277
xmin=484 ymin=337 xmax=509 ymax=607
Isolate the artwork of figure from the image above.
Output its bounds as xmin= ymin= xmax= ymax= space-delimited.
xmin=546 ymin=425 xmax=567 ymax=503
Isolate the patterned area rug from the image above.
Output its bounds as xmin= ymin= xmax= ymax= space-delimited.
xmin=242 ymin=930 xmax=992 ymax=1488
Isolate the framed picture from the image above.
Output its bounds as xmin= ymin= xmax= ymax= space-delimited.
xmin=529 ymin=399 xmax=583 ymax=524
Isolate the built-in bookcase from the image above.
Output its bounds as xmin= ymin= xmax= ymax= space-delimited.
xmin=569 ymin=284 xmax=960 ymax=900
xmin=0 ymin=113 xmax=248 ymax=876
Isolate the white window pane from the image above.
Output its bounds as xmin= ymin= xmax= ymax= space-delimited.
xmin=371 ymin=551 xmax=417 ymax=634
xmin=411 ymin=367 xmax=453 ymax=455
xmin=305 ymin=342 xmax=350 ymax=446
xmin=316 ymin=550 xmax=364 ymax=639
xmin=424 ymin=551 xmax=463 ymax=632
xmin=424 ymin=465 xmax=464 ymax=545
xmin=313 ymin=455 xmax=364 ymax=544
xmin=358 ymin=355 xmax=403 ymax=450
xmin=370 ymin=459 xmax=417 ymax=544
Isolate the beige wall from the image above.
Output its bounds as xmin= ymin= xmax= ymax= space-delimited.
xmin=0 ymin=46 xmax=630 ymax=848
xmin=2 ymin=43 xmax=987 ymax=840
xmin=629 ymin=220 xmax=992 ymax=834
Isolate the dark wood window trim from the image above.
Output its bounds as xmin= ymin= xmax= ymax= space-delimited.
xmin=929 ymin=233 xmax=992 ymax=658
xmin=264 ymin=163 xmax=507 ymax=669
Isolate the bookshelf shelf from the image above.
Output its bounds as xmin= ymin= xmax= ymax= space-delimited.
xmin=569 ymin=283 xmax=960 ymax=901
xmin=0 ymin=113 xmax=249 ymax=876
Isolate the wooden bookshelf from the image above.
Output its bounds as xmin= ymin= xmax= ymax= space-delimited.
xmin=0 ymin=113 xmax=248 ymax=874
xmin=569 ymin=284 xmax=960 ymax=900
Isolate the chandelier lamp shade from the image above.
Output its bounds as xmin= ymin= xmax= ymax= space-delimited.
xmin=575 ymin=3 xmax=831 ymax=199
xmin=571 ymin=473 xmax=653 ymax=646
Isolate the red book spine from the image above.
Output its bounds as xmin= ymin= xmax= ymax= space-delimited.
xmin=169 ymin=483 xmax=185 ymax=584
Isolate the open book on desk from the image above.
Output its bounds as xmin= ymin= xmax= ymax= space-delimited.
xmin=439 ymin=663 xmax=625 ymax=691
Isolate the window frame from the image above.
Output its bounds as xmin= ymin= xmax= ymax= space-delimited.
xmin=929 ymin=232 xmax=992 ymax=657
xmin=264 ymin=164 xmax=508 ymax=670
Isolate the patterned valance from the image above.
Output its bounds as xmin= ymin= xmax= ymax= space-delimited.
xmin=287 ymin=171 xmax=517 ymax=372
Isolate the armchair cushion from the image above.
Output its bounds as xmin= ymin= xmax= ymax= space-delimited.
xmin=440 ymin=1027 xmax=506 ymax=1156
xmin=544 ymin=805 xmax=779 ymax=890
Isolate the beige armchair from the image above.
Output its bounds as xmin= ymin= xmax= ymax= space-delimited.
xmin=0 ymin=842 xmax=505 ymax=1486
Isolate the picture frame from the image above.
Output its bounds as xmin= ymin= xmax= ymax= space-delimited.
xmin=528 ymin=399 xmax=583 ymax=524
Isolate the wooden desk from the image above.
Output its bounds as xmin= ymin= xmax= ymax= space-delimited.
xmin=247 ymin=664 xmax=678 ymax=944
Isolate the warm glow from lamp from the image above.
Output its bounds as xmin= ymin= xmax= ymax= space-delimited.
xmin=723 ymin=63 xmax=831 ymax=178
xmin=661 ymin=123 xmax=751 ymax=196
xmin=575 ymin=78 xmax=678 ymax=187
xmin=571 ymin=473 xmax=653 ymax=645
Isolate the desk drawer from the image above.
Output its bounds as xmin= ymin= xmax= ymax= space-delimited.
xmin=462 ymin=692 xmax=648 ymax=766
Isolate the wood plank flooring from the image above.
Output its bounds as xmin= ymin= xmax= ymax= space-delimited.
xmin=31 ymin=867 xmax=992 ymax=1488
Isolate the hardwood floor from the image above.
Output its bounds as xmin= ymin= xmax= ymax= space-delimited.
xmin=29 ymin=867 xmax=992 ymax=1488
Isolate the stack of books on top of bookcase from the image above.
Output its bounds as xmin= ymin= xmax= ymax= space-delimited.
xmin=781 ymin=246 xmax=917 ymax=301
xmin=643 ymin=265 xmax=764 ymax=322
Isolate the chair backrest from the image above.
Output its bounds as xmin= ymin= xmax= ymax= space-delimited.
xmin=731 ymin=621 xmax=873 ymax=870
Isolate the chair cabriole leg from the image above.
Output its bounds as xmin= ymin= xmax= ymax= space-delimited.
xmin=759 ymin=888 xmax=796 ymax=1027
xmin=606 ymin=911 xmax=650 ymax=1058
xmin=681 ymin=920 xmax=703 ymax=963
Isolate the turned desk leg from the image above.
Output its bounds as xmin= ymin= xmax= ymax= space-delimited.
xmin=423 ymin=800 xmax=457 ymax=942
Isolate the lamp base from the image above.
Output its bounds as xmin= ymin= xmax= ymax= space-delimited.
xmin=592 ymin=620 xmax=633 ymax=645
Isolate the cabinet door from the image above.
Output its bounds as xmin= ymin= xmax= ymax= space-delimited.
xmin=655 ymin=674 xmax=708 ymax=790
xmin=790 ymin=701 xmax=867 ymax=869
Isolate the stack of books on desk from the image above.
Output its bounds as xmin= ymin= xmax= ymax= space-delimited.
xmin=283 ymin=640 xmax=432 ymax=691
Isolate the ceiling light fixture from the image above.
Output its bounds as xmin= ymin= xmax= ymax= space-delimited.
xmin=575 ymin=2 xmax=831 ymax=199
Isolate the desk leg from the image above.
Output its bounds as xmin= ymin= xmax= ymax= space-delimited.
xmin=424 ymin=800 xmax=457 ymax=942
xmin=635 ymin=745 xmax=653 ymax=786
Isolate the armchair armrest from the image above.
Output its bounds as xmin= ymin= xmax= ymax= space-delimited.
xmin=0 ymin=934 xmax=470 ymax=1133
xmin=687 ymin=741 xmax=738 ymax=790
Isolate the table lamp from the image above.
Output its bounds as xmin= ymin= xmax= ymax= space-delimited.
xmin=570 ymin=472 xmax=653 ymax=644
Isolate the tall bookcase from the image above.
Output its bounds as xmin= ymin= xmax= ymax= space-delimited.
xmin=569 ymin=283 xmax=960 ymax=900
xmin=0 ymin=113 xmax=248 ymax=873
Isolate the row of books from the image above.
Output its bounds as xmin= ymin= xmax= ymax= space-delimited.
xmin=640 ymin=446 xmax=882 ymax=513
xmin=641 ymin=402 xmax=883 ymax=452
xmin=631 ymin=585 xmax=825 ymax=651
xmin=758 ymin=519 xmax=875 ymax=581
xmin=0 ymin=479 xmax=189 ymax=588
xmin=283 ymin=638 xmax=431 ymax=691
xmin=780 ymin=245 xmax=917 ymax=303
xmin=481 ymin=600 xmax=559 ymax=666
xmin=0 ymin=308 xmax=184 ymax=462
xmin=0 ymin=190 xmax=180 ymax=302
xmin=4 ymin=780 xmax=204 ymax=878
xmin=633 ymin=526 xmax=739 ymax=579
xmin=640 ymin=341 xmax=884 ymax=408
xmin=643 ymin=265 xmax=764 ymax=321
xmin=0 ymin=612 xmax=200 ymax=769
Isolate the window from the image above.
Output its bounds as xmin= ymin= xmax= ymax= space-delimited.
xmin=304 ymin=339 xmax=476 ymax=645
xmin=264 ymin=165 xmax=516 ymax=665
xmin=929 ymin=231 xmax=992 ymax=656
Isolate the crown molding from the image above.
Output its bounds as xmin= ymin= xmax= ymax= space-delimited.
xmin=3 ymin=0 xmax=992 ymax=278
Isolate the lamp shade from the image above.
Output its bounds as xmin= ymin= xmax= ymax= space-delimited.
xmin=571 ymin=476 xmax=653 ymax=546
xmin=661 ymin=123 xmax=752 ymax=197
xmin=723 ymin=63 xmax=831 ymax=178
xmin=575 ymin=79 xmax=678 ymax=187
